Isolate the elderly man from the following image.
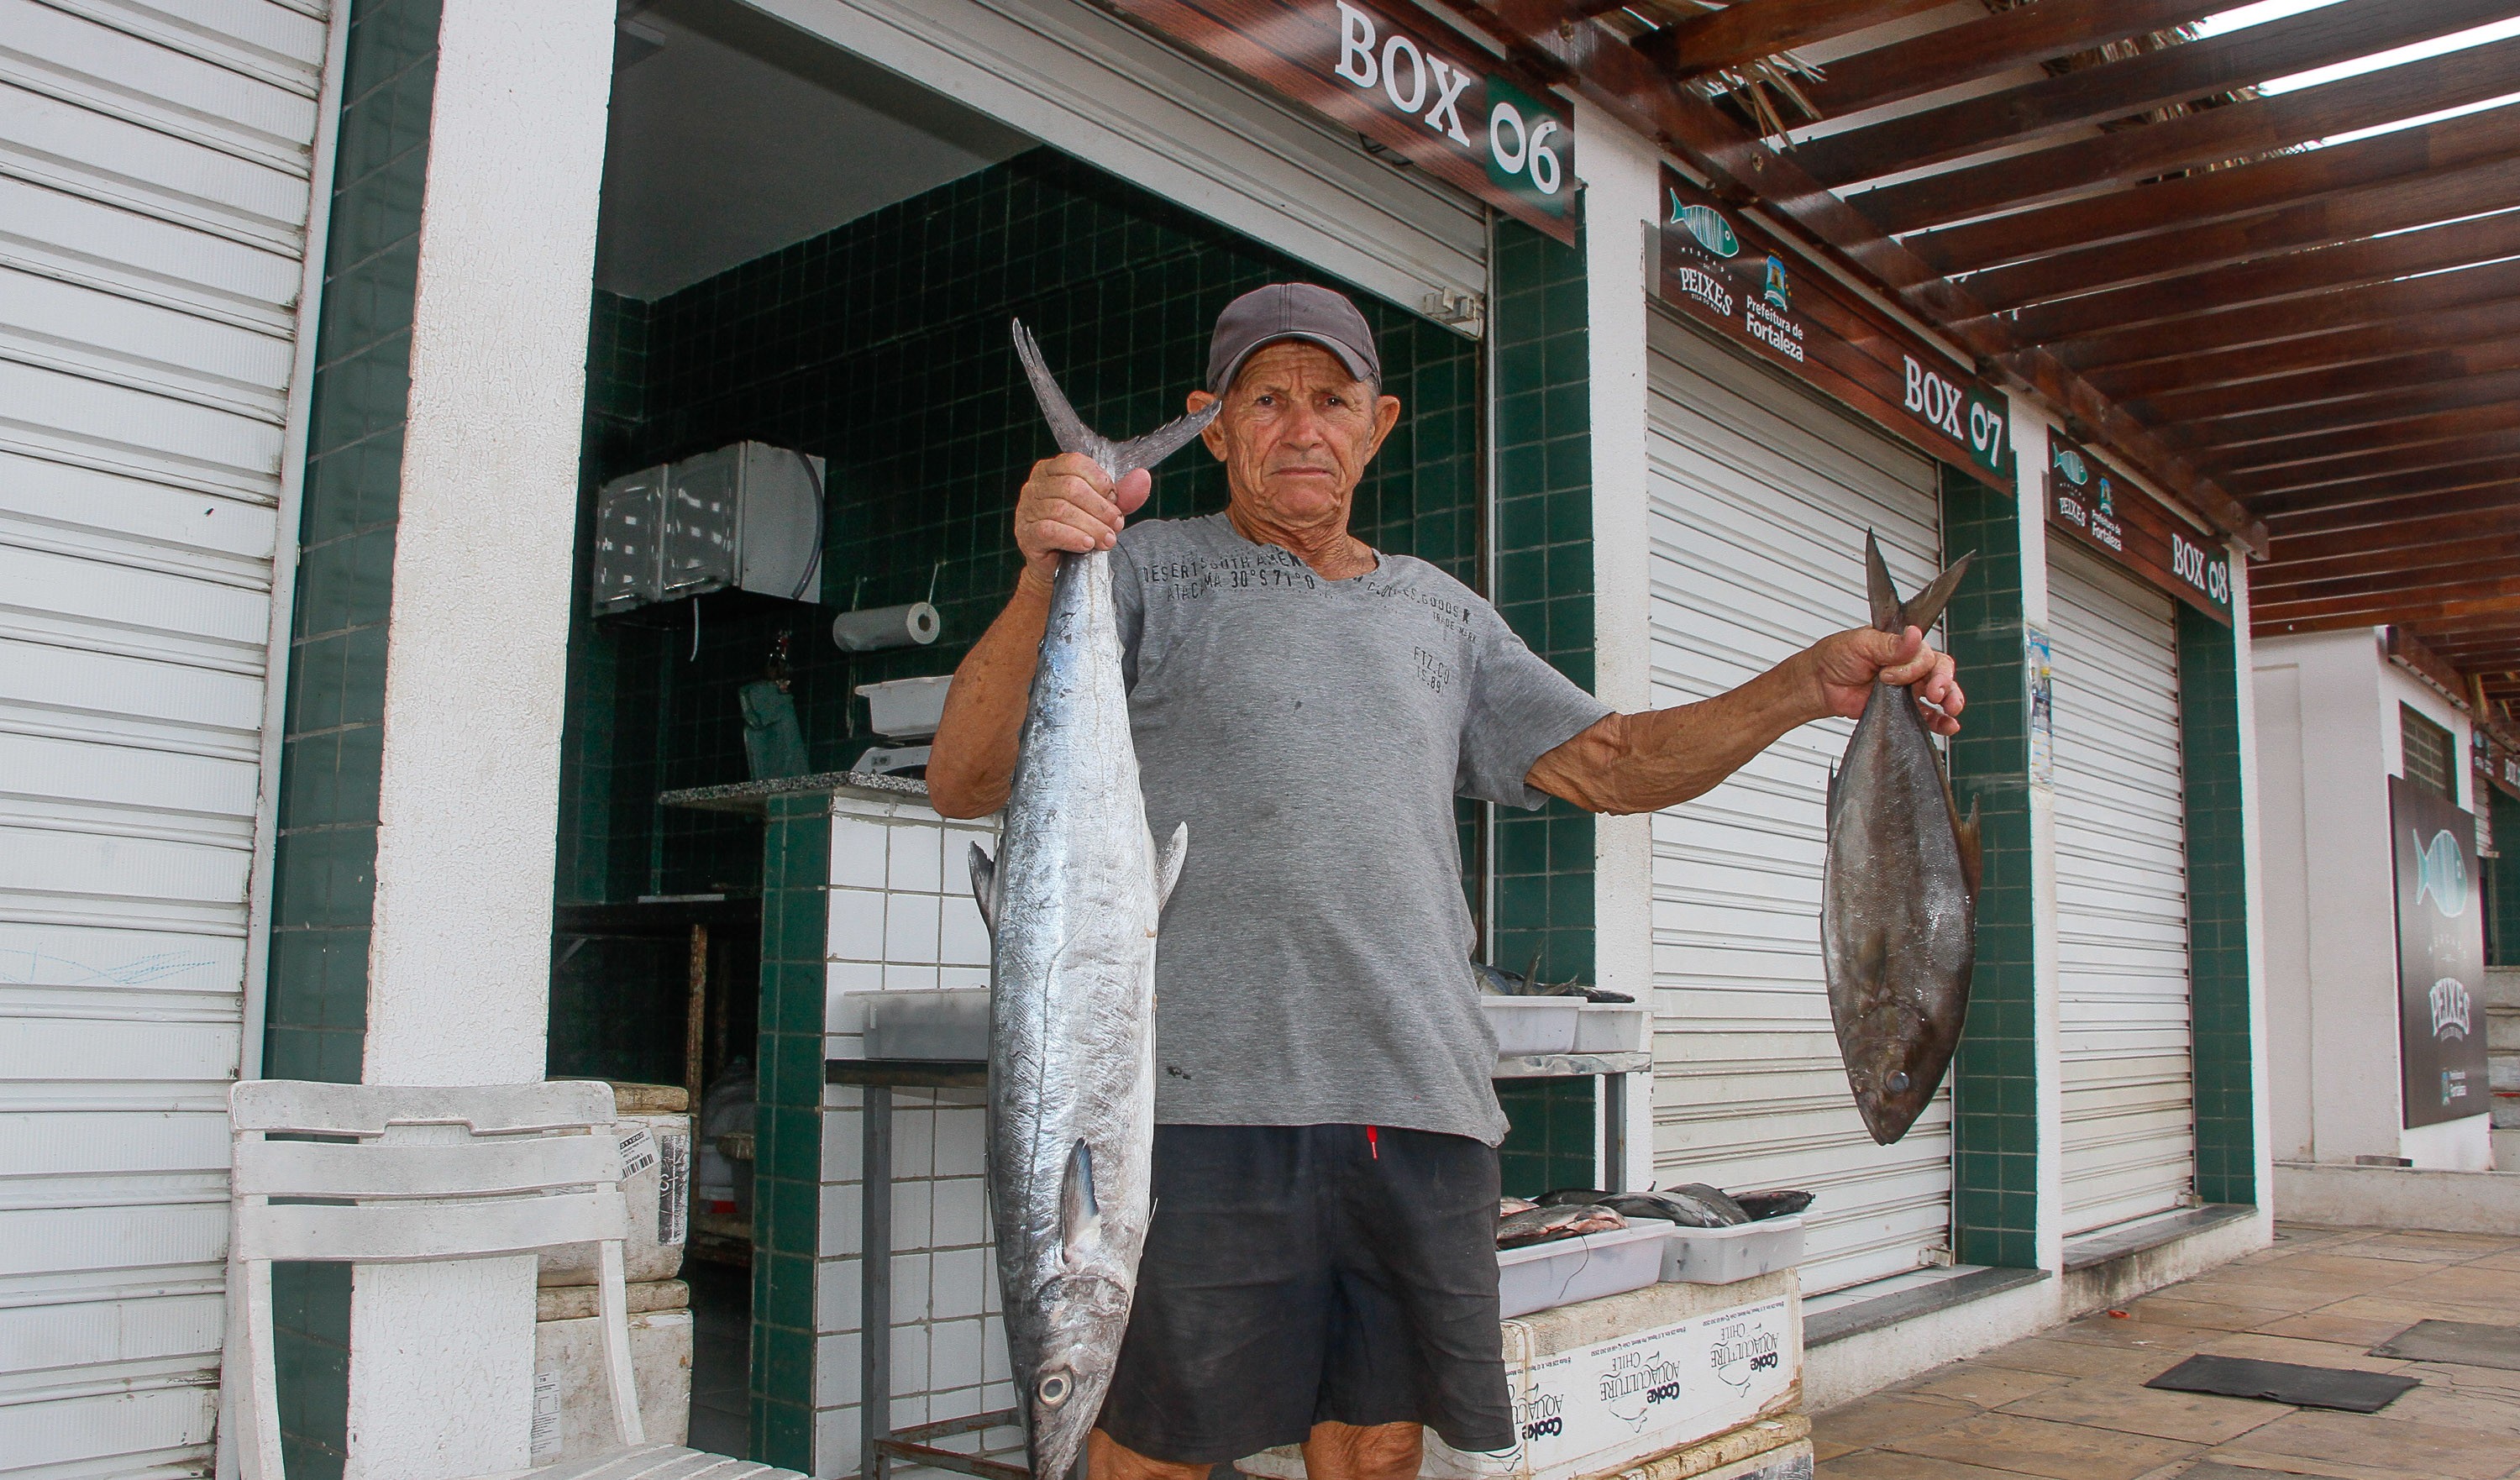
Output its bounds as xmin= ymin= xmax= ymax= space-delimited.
xmin=927 ymin=285 xmax=1961 ymax=1480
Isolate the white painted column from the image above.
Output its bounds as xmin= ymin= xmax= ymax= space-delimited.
xmin=2228 ymin=548 xmax=2277 ymax=1220
xmin=2006 ymin=401 xmax=2067 ymax=1271
xmin=1577 ymin=99 xmax=1661 ymax=1189
xmin=346 ymin=3 xmax=615 ymax=1475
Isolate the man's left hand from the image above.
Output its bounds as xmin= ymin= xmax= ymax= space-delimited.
xmin=1808 ymin=627 xmax=1964 ymax=736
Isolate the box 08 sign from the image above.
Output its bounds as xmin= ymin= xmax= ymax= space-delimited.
xmin=2046 ymin=433 xmax=2233 ymax=625
xmin=1657 ymin=168 xmax=2010 ymax=487
xmin=1106 ymin=0 xmax=1576 ymax=241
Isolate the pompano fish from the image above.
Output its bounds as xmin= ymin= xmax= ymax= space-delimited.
xmin=1822 ymin=534 xmax=1980 ymax=1146
xmin=965 ymin=321 xmax=1215 ymax=1480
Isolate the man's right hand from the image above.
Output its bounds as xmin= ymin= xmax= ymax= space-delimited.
xmin=1016 ymin=454 xmax=1152 ymax=585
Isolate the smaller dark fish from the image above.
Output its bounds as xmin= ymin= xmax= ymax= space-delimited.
xmin=1472 ymin=959 xmax=1629 ymax=1001
xmin=1535 ymin=1187 xmax=1612 ymax=1207
xmin=1731 ymin=1189 xmax=1814 ymax=1221
xmin=1498 ymin=1203 xmax=1627 ymax=1247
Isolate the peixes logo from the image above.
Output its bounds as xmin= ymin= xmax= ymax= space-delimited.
xmin=1330 ymin=2 xmax=1566 ymax=203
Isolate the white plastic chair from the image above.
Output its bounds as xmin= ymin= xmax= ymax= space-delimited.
xmin=225 ymin=1079 xmax=803 ymax=1480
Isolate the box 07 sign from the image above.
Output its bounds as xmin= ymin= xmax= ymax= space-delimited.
xmin=1657 ymin=169 xmax=2009 ymax=486
xmin=1105 ymin=0 xmax=1578 ymax=241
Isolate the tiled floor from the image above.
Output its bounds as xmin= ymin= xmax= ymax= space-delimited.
xmin=1814 ymin=1222 xmax=2520 ymax=1480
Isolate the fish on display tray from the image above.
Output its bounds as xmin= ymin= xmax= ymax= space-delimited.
xmin=1538 ymin=1184 xmax=1751 ymax=1228
xmin=1499 ymin=1196 xmax=1538 ymax=1217
xmin=1822 ymin=534 xmax=1979 ymax=1146
xmin=965 ymin=321 xmax=1215 ymax=1480
xmin=1473 ymin=959 xmax=1634 ymax=1004
xmin=1498 ymin=1202 xmax=1629 ymax=1248
xmin=1730 ymin=1189 xmax=1815 ymax=1221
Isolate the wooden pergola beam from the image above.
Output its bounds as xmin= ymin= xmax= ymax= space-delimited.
xmin=1468 ymin=0 xmax=2268 ymax=553
xmin=2254 ymin=538 xmax=2520 ymax=590
xmin=2091 ymin=295 xmax=2520 ymax=401
xmin=2255 ymin=582 xmax=2520 ymax=630
xmin=1859 ymin=32 xmax=2520 ymax=236
xmin=2137 ymin=340 xmax=2520 ymax=426
xmin=2015 ymin=208 xmax=2520 ymax=346
xmin=2229 ymin=431 xmax=2520 ymax=499
xmin=2198 ymin=402 xmax=2520 ymax=475
xmin=2161 ymin=365 xmax=2520 ymax=454
xmin=2063 ymin=255 xmax=2520 ymax=376
xmin=1910 ymin=100 xmax=2520 ymax=278
xmin=1622 ymin=0 xmax=1950 ymax=81
xmin=1798 ymin=0 xmax=2229 ymax=121
xmin=1961 ymin=155 xmax=2520 ymax=313
xmin=2253 ymin=459 xmax=2520 ymax=519
xmin=1793 ymin=0 xmax=2520 ymax=187
xmin=2264 ymin=483 xmax=2520 ymax=541
xmin=2271 ymin=501 xmax=2520 ymax=562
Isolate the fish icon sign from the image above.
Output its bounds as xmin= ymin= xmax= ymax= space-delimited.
xmin=2413 ymin=827 xmax=2468 ymax=916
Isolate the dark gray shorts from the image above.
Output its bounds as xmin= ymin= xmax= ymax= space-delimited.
xmin=1097 ymin=1123 xmax=1513 ymax=1465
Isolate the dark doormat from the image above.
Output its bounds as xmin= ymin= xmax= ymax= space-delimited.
xmin=2144 ymin=1353 xmax=2418 ymax=1413
xmin=2369 ymin=1319 xmax=2520 ymax=1372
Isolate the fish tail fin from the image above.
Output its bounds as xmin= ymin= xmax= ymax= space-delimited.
xmin=1900 ymin=551 xmax=1977 ymax=634
xmin=1059 ymin=1139 xmax=1102 ymax=1264
xmin=1152 ymin=822 xmax=1189 ymax=910
xmin=1112 ymin=403 xmax=1222 ymax=480
xmin=1954 ymin=793 xmax=1983 ymax=898
xmin=967 ymin=842 xmax=998 ymax=936
xmin=1011 ymin=319 xmax=1113 ymax=470
xmin=1824 ymin=760 xmax=1841 ymax=827
xmin=1863 ymin=531 xmax=1901 ymax=632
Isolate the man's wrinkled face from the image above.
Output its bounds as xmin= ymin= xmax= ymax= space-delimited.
xmin=1189 ymin=341 xmax=1402 ymax=529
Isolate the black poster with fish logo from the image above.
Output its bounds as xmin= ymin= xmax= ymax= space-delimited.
xmin=2391 ymin=776 xmax=2491 ymax=1128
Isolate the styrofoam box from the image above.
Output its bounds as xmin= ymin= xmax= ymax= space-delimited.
xmin=1572 ymin=1003 xmax=1647 ymax=1053
xmin=538 ymin=1110 xmax=689 ymax=1286
xmin=857 ymin=674 xmax=953 ymax=739
xmin=1497 ymin=1222 xmax=1670 ymax=1317
xmin=1656 ymin=1217 xmax=1805 ymax=1284
xmin=1484 ymin=996 xmax=1579 ymax=1055
xmin=855 ymin=987 xmax=990 ymax=1062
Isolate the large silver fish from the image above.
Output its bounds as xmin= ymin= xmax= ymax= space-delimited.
xmin=1821 ymin=535 xmax=1979 ymax=1146
xmin=964 ymin=321 xmax=1212 ymax=1480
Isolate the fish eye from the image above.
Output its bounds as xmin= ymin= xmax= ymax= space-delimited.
xmin=1886 ymin=1071 xmax=1911 ymax=1093
xmin=1037 ymin=1370 xmax=1071 ymax=1408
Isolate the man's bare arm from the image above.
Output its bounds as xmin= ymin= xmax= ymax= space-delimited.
xmin=1528 ymin=626 xmax=1963 ymax=816
xmin=926 ymin=455 xmax=1150 ymax=819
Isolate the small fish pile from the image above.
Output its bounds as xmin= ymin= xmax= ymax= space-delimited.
xmin=1473 ymin=959 xmax=1635 ymax=1004
xmin=1822 ymin=534 xmax=1980 ymax=1146
xmin=1731 ymin=1189 xmax=1814 ymax=1221
xmin=1499 ymin=1202 xmax=1628 ymax=1248
xmin=1540 ymin=1184 xmax=1749 ymax=1228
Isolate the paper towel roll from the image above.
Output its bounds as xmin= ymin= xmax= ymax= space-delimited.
xmin=831 ymin=601 xmax=941 ymax=652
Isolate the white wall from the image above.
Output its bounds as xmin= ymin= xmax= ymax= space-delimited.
xmin=2252 ymin=628 xmax=2491 ymax=1170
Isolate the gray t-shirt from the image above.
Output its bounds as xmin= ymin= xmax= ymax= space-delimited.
xmin=1112 ymin=514 xmax=1612 ymax=1144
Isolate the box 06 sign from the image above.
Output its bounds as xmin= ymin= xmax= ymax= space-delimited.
xmin=1107 ymin=0 xmax=1577 ymax=240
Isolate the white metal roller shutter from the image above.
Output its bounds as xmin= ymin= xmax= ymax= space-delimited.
xmin=0 ymin=2 xmax=331 ymax=1474
xmin=738 ymin=0 xmax=1488 ymax=323
xmin=1644 ymin=309 xmax=1953 ymax=1295
xmin=2050 ymin=541 xmax=2194 ymax=1235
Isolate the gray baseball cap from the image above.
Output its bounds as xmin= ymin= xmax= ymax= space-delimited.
xmin=1205 ymin=283 xmax=1381 ymax=394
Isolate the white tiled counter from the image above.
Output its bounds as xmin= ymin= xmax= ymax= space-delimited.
xmin=816 ymin=790 xmax=1015 ymax=1478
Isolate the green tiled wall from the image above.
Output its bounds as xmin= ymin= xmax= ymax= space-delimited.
xmin=1941 ymin=470 xmax=2038 ymax=1268
xmin=751 ymin=796 xmax=831 ymax=1469
xmin=550 ymin=150 xmax=1485 ymax=921
xmin=260 ymin=0 xmax=439 ymax=1472
xmin=1488 ymin=218 xmax=1596 ymax=1190
xmin=2489 ymin=790 xmax=2520 ymax=966
xmin=2181 ymin=605 xmax=2255 ymax=1204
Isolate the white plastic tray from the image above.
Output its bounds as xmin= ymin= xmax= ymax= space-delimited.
xmin=856 ymin=674 xmax=953 ymax=739
xmin=1497 ymin=1222 xmax=1669 ymax=1317
xmin=1656 ymin=1215 xmax=1805 ymax=1284
xmin=1572 ymin=1003 xmax=1647 ymax=1052
xmin=1483 ymin=996 xmax=1579 ymax=1054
